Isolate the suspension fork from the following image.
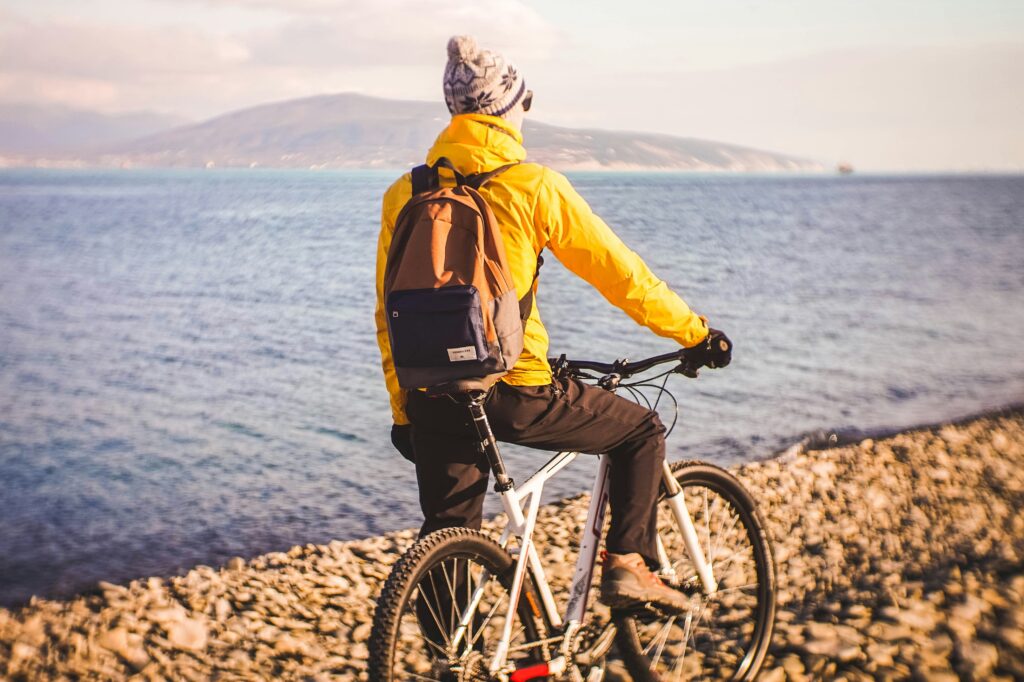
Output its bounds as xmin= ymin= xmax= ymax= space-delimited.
xmin=660 ymin=462 xmax=718 ymax=594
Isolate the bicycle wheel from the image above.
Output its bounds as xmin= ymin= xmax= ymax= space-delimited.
xmin=368 ymin=527 xmax=553 ymax=681
xmin=615 ymin=461 xmax=776 ymax=681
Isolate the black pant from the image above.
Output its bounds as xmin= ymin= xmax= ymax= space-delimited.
xmin=406 ymin=376 xmax=666 ymax=565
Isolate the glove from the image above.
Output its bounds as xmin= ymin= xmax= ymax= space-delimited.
xmin=686 ymin=328 xmax=732 ymax=369
xmin=390 ymin=423 xmax=415 ymax=463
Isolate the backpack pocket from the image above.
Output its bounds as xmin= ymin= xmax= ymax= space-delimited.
xmin=386 ymin=285 xmax=488 ymax=369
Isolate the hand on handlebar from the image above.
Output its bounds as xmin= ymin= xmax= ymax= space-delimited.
xmin=683 ymin=328 xmax=732 ymax=370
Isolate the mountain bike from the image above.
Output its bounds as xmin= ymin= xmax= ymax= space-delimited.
xmin=368 ymin=347 xmax=776 ymax=681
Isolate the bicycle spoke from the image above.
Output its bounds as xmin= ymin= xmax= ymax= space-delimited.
xmin=710 ymin=508 xmax=742 ymax=565
xmin=420 ymin=572 xmax=454 ymax=650
xmin=711 ymin=543 xmax=752 ymax=575
xmin=441 ymin=558 xmax=458 ymax=636
xmin=647 ymin=615 xmax=676 ymax=667
xmin=711 ymin=582 xmax=760 ymax=596
xmin=415 ymin=627 xmax=450 ymax=658
xmin=642 ymin=615 xmax=674 ymax=658
xmin=672 ymin=611 xmax=695 ymax=681
xmin=466 ymin=581 xmax=508 ymax=650
xmin=704 ymin=487 xmax=711 ymax=563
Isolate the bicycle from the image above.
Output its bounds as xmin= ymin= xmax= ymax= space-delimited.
xmin=368 ymin=346 xmax=776 ymax=681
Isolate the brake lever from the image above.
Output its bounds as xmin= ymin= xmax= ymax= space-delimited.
xmin=676 ymin=361 xmax=700 ymax=378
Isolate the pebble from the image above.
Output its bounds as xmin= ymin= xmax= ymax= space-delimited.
xmin=1 ymin=413 xmax=1022 ymax=680
xmin=166 ymin=617 xmax=208 ymax=651
xmin=96 ymin=627 xmax=149 ymax=670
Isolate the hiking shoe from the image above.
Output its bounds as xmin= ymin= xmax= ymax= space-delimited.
xmin=599 ymin=552 xmax=689 ymax=613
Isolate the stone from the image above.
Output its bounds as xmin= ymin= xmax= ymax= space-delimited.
xmin=18 ymin=615 xmax=47 ymax=647
xmin=804 ymin=621 xmax=839 ymax=641
xmin=837 ymin=644 xmax=862 ymax=662
xmin=780 ymin=654 xmax=806 ymax=679
xmin=959 ymin=640 xmax=999 ymax=679
xmin=893 ymin=603 xmax=939 ymax=632
xmin=149 ymin=603 xmax=188 ymax=624
xmin=946 ymin=615 xmax=975 ymax=643
xmin=865 ymin=642 xmax=896 ymax=667
xmin=9 ymin=641 xmax=37 ymax=663
xmin=274 ymin=633 xmax=307 ymax=657
xmin=352 ymin=622 xmax=372 ymax=642
xmin=214 ymin=597 xmax=232 ymax=622
xmin=166 ymin=617 xmax=208 ymax=651
xmin=998 ymin=625 xmax=1024 ymax=649
xmin=96 ymin=626 xmax=150 ymax=670
xmin=951 ymin=595 xmax=987 ymax=624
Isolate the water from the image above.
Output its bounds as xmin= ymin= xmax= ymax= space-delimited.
xmin=1 ymin=169 xmax=1022 ymax=606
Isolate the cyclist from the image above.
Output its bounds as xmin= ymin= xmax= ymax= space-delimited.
xmin=374 ymin=35 xmax=732 ymax=613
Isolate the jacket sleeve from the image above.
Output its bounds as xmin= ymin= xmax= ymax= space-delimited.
xmin=536 ymin=169 xmax=709 ymax=348
xmin=375 ymin=176 xmax=411 ymax=425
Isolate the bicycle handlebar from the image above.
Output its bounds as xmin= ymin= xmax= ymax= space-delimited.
xmin=549 ymin=346 xmax=706 ymax=381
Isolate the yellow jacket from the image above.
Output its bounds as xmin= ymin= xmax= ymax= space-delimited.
xmin=375 ymin=113 xmax=709 ymax=424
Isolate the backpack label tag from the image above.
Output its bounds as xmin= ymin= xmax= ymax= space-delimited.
xmin=447 ymin=346 xmax=478 ymax=362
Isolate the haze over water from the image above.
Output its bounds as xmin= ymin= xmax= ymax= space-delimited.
xmin=1 ymin=169 xmax=1022 ymax=606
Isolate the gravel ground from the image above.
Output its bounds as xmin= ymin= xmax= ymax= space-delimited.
xmin=2 ymin=411 xmax=1022 ymax=680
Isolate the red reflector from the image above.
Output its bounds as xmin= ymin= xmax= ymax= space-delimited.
xmin=510 ymin=662 xmax=550 ymax=681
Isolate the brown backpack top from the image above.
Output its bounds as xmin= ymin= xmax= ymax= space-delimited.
xmin=384 ymin=158 xmax=538 ymax=393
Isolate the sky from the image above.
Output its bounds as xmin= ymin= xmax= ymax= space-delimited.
xmin=1 ymin=0 xmax=1022 ymax=170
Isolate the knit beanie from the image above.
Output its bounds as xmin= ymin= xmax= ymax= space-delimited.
xmin=443 ymin=36 xmax=527 ymax=117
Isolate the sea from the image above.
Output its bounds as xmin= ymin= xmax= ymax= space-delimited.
xmin=1 ymin=169 xmax=1022 ymax=607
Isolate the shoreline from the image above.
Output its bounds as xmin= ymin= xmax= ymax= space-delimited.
xmin=2 ymin=411 xmax=1023 ymax=680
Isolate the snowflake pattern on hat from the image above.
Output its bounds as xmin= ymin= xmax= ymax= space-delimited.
xmin=500 ymin=66 xmax=519 ymax=93
xmin=461 ymin=91 xmax=496 ymax=111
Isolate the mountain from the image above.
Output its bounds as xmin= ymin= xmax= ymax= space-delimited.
xmin=8 ymin=94 xmax=822 ymax=171
xmin=0 ymin=103 xmax=190 ymax=158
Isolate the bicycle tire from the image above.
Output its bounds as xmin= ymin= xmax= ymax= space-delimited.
xmin=368 ymin=527 xmax=553 ymax=681
xmin=614 ymin=461 xmax=776 ymax=681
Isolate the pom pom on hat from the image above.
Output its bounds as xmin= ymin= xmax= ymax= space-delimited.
xmin=447 ymin=35 xmax=478 ymax=62
xmin=442 ymin=35 xmax=526 ymax=117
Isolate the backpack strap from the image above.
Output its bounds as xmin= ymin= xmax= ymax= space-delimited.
xmin=410 ymin=163 xmax=436 ymax=195
xmin=518 ymin=254 xmax=544 ymax=322
xmin=431 ymin=157 xmax=468 ymax=186
xmin=418 ymin=157 xmax=518 ymax=191
xmin=464 ymin=163 xmax=519 ymax=189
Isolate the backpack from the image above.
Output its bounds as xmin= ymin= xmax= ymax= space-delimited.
xmin=384 ymin=157 xmax=538 ymax=393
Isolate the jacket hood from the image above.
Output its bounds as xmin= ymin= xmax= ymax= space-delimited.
xmin=426 ymin=113 xmax=527 ymax=174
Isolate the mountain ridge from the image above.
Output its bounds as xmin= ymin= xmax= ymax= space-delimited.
xmin=3 ymin=93 xmax=823 ymax=172
xmin=0 ymin=103 xmax=190 ymax=157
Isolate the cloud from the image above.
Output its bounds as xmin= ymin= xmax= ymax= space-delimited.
xmin=535 ymin=43 xmax=1024 ymax=170
xmin=0 ymin=2 xmax=557 ymax=116
xmin=0 ymin=15 xmax=250 ymax=79
xmin=207 ymin=0 xmax=558 ymax=67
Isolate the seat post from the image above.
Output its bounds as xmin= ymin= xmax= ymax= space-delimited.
xmin=464 ymin=393 xmax=514 ymax=492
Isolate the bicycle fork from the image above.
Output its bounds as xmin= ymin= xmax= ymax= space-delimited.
xmin=659 ymin=462 xmax=718 ymax=593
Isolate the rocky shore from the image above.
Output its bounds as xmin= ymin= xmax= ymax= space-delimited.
xmin=2 ymin=411 xmax=1023 ymax=680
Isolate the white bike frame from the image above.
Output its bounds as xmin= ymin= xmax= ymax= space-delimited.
xmin=476 ymin=448 xmax=719 ymax=678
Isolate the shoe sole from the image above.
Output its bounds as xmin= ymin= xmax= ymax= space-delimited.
xmin=600 ymin=581 xmax=688 ymax=614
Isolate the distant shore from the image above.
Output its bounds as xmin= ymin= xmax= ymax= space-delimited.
xmin=2 ymin=410 xmax=1022 ymax=680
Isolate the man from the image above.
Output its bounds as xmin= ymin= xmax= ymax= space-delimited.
xmin=374 ymin=36 xmax=731 ymax=612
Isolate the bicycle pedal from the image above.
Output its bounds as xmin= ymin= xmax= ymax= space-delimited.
xmin=613 ymin=601 xmax=686 ymax=619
